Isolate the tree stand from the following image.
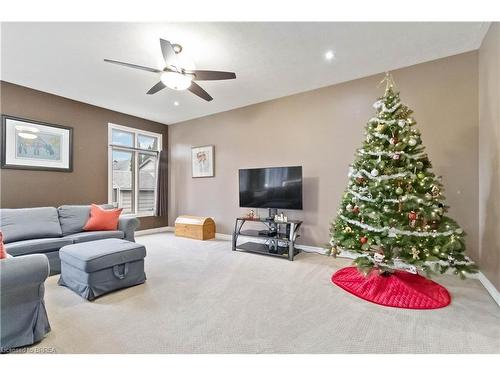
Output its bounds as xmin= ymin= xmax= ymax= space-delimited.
xmin=331 ymin=267 xmax=451 ymax=309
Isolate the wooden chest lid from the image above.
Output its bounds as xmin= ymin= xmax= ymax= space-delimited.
xmin=175 ymin=215 xmax=215 ymax=226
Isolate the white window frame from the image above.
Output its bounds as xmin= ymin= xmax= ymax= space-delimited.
xmin=108 ymin=123 xmax=163 ymax=217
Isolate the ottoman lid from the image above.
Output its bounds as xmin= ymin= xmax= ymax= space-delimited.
xmin=60 ymin=238 xmax=146 ymax=272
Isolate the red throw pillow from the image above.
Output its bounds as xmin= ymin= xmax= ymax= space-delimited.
xmin=83 ymin=204 xmax=123 ymax=231
xmin=0 ymin=231 xmax=7 ymax=260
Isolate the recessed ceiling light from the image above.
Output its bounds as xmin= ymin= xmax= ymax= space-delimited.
xmin=174 ymin=101 xmax=179 ymax=106
xmin=325 ymin=50 xmax=335 ymax=61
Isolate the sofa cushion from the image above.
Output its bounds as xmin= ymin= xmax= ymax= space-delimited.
xmin=0 ymin=231 xmax=6 ymax=260
xmin=5 ymin=237 xmax=74 ymax=257
xmin=59 ymin=238 xmax=146 ymax=272
xmin=83 ymin=204 xmax=123 ymax=231
xmin=0 ymin=207 xmax=62 ymax=243
xmin=58 ymin=204 xmax=114 ymax=236
xmin=63 ymin=230 xmax=124 ymax=243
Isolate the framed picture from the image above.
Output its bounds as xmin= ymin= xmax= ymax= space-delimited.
xmin=1 ymin=115 xmax=73 ymax=172
xmin=191 ymin=145 xmax=214 ymax=178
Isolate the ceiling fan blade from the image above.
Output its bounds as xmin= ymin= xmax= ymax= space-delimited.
xmin=188 ymin=82 xmax=213 ymax=101
xmin=146 ymin=81 xmax=167 ymax=95
xmin=160 ymin=39 xmax=178 ymax=66
xmin=104 ymin=59 xmax=162 ymax=73
xmin=188 ymin=70 xmax=236 ymax=81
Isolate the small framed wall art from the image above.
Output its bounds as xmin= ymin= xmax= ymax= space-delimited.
xmin=191 ymin=145 xmax=214 ymax=178
xmin=1 ymin=115 xmax=73 ymax=172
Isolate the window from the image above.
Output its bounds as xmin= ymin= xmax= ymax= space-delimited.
xmin=108 ymin=124 xmax=162 ymax=216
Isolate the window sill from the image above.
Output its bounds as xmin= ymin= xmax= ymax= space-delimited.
xmin=121 ymin=212 xmax=157 ymax=219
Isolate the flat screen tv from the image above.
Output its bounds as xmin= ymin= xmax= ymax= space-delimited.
xmin=239 ymin=166 xmax=303 ymax=210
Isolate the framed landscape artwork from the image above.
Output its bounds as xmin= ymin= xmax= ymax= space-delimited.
xmin=1 ymin=115 xmax=73 ymax=172
xmin=192 ymin=145 xmax=214 ymax=178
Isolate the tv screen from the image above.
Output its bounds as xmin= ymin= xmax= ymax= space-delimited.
xmin=239 ymin=166 xmax=303 ymax=210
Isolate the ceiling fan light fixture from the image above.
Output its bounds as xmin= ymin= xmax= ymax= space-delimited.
xmin=161 ymin=71 xmax=192 ymax=90
xmin=172 ymin=44 xmax=183 ymax=54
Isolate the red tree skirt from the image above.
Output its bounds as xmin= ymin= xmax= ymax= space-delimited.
xmin=332 ymin=266 xmax=451 ymax=309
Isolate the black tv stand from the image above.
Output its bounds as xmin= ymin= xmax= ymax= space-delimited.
xmin=258 ymin=229 xmax=277 ymax=237
xmin=232 ymin=217 xmax=303 ymax=261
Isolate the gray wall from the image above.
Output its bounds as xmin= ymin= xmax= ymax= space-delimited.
xmin=169 ymin=52 xmax=479 ymax=262
xmin=0 ymin=81 xmax=169 ymax=230
xmin=479 ymin=23 xmax=500 ymax=290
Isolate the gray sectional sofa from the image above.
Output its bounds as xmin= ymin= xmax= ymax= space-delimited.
xmin=0 ymin=205 xmax=140 ymax=275
xmin=0 ymin=254 xmax=51 ymax=352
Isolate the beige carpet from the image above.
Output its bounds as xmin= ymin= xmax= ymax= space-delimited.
xmin=32 ymin=232 xmax=500 ymax=353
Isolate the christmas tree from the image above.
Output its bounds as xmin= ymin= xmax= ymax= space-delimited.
xmin=329 ymin=73 xmax=477 ymax=279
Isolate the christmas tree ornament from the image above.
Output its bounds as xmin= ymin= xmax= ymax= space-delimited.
xmin=352 ymin=206 xmax=360 ymax=214
xmin=392 ymin=153 xmax=401 ymax=160
xmin=395 ymin=187 xmax=404 ymax=195
xmin=417 ymin=172 xmax=425 ymax=179
xmin=431 ymin=185 xmax=440 ymax=197
xmin=408 ymin=138 xmax=417 ymax=146
xmin=346 ymin=203 xmax=353 ymax=212
xmin=398 ymin=120 xmax=406 ymax=127
xmin=389 ymin=136 xmax=398 ymax=145
xmin=408 ymin=211 xmax=417 ymax=221
xmin=430 ymin=220 xmax=439 ymax=230
xmin=411 ymin=247 xmax=420 ymax=260
xmin=370 ymin=168 xmax=379 ymax=177
xmin=359 ymin=236 xmax=368 ymax=244
xmin=416 ymin=161 xmax=424 ymax=170
xmin=376 ymin=124 xmax=386 ymax=132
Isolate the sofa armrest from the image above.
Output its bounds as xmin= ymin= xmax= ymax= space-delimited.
xmin=0 ymin=254 xmax=49 ymax=289
xmin=118 ymin=216 xmax=140 ymax=242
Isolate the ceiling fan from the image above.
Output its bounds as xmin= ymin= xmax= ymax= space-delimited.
xmin=104 ymin=39 xmax=236 ymax=101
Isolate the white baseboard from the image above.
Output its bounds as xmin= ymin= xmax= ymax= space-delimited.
xmin=215 ymin=233 xmax=232 ymax=240
xmin=473 ymin=272 xmax=500 ymax=306
xmin=135 ymin=226 xmax=173 ymax=236
xmin=138 ymin=227 xmax=500 ymax=306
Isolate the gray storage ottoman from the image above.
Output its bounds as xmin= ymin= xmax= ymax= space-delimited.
xmin=58 ymin=238 xmax=146 ymax=300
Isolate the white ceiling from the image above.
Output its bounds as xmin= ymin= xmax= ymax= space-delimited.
xmin=1 ymin=22 xmax=490 ymax=125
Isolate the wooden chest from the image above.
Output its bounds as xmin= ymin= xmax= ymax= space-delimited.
xmin=174 ymin=215 xmax=216 ymax=240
